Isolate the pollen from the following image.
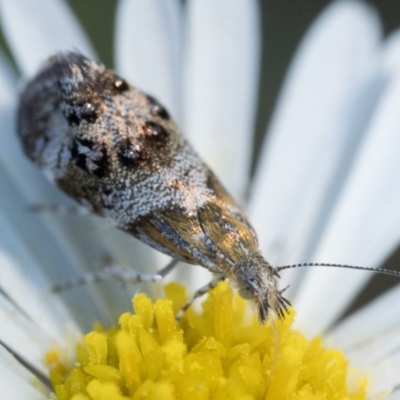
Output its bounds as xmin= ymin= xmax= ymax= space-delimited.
xmin=47 ymin=282 xmax=367 ymax=400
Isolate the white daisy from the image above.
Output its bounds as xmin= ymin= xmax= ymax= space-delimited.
xmin=0 ymin=0 xmax=399 ymax=398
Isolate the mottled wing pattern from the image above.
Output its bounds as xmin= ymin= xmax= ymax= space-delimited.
xmin=17 ymin=52 xmax=295 ymax=323
xmin=17 ymin=52 xmax=258 ymax=275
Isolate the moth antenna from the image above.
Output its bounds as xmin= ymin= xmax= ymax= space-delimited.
xmin=276 ymin=262 xmax=400 ymax=279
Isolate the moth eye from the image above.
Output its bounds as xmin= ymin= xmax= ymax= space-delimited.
xmin=62 ymin=102 xmax=98 ymax=126
xmin=113 ymin=77 xmax=129 ymax=92
xmin=118 ymin=141 xmax=147 ymax=167
xmin=143 ymin=121 xmax=169 ymax=146
xmin=238 ymin=279 xmax=256 ymax=300
xmin=146 ymin=95 xmax=170 ymax=120
xmin=238 ymin=286 xmax=254 ymax=300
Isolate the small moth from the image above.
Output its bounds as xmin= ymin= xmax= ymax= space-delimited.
xmin=19 ymin=52 xmax=399 ymax=323
xmin=17 ymin=52 xmax=288 ymax=322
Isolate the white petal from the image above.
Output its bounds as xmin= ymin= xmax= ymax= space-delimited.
xmin=183 ymin=0 xmax=261 ymax=200
xmin=0 ymin=198 xmax=79 ymax=338
xmin=0 ymin=294 xmax=53 ymax=375
xmin=368 ymin=352 xmax=400 ymax=398
xmin=327 ymin=287 xmax=400 ymax=398
xmin=328 ymin=284 xmax=400 ymax=352
xmin=248 ymin=1 xmax=382 ymax=295
xmin=115 ymin=0 xmax=182 ymax=122
xmin=0 ymin=345 xmax=49 ymax=396
xmin=0 ymin=0 xmax=94 ymax=77
xmin=346 ymin=328 xmax=400 ymax=369
xmin=294 ymin=70 xmax=400 ymax=335
xmin=386 ymin=389 xmax=400 ymax=400
xmin=0 ymin=361 xmax=48 ymax=400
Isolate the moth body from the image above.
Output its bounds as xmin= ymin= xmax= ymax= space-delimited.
xmin=17 ymin=52 xmax=290 ymax=322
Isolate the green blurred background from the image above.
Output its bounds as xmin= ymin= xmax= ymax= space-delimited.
xmin=2 ymin=0 xmax=400 ymax=316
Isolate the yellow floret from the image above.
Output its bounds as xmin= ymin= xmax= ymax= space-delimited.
xmin=47 ymin=281 xmax=367 ymax=400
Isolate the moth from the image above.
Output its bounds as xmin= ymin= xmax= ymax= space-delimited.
xmin=17 ymin=52 xmax=288 ymax=322
xmin=17 ymin=52 xmax=399 ymax=323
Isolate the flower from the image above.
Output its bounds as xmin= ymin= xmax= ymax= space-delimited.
xmin=47 ymin=282 xmax=369 ymax=400
xmin=0 ymin=0 xmax=399 ymax=399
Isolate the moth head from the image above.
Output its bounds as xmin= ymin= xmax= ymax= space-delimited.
xmin=231 ymin=252 xmax=290 ymax=323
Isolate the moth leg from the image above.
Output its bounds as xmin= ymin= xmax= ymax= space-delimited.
xmin=151 ymin=258 xmax=179 ymax=279
xmin=28 ymin=203 xmax=90 ymax=216
xmin=51 ymin=258 xmax=179 ymax=292
xmin=176 ymin=276 xmax=225 ymax=320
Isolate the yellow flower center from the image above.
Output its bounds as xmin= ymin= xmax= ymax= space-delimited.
xmin=46 ymin=282 xmax=367 ymax=400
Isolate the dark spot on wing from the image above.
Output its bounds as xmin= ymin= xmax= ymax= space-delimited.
xmin=113 ymin=76 xmax=129 ymax=93
xmin=118 ymin=139 xmax=147 ymax=168
xmin=62 ymin=102 xmax=98 ymax=126
xmin=146 ymin=95 xmax=170 ymax=120
xmin=143 ymin=121 xmax=168 ymax=146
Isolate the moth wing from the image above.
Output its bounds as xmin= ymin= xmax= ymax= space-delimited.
xmin=129 ymin=175 xmax=259 ymax=272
